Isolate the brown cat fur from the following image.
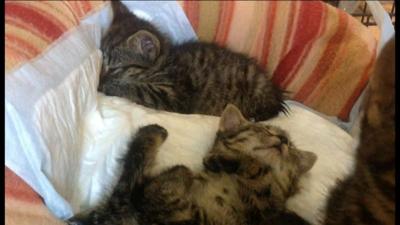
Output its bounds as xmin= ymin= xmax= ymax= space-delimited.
xmin=99 ymin=1 xmax=287 ymax=121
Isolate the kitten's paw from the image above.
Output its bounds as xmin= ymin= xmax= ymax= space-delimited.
xmin=138 ymin=124 xmax=168 ymax=140
xmin=139 ymin=125 xmax=168 ymax=151
xmin=203 ymin=153 xmax=240 ymax=173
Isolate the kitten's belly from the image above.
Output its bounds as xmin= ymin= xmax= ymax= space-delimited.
xmin=192 ymin=174 xmax=244 ymax=225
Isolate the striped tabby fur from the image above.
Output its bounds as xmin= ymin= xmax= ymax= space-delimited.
xmin=68 ymin=104 xmax=317 ymax=225
xmin=99 ymin=1 xmax=286 ymax=121
xmin=324 ymin=38 xmax=395 ymax=225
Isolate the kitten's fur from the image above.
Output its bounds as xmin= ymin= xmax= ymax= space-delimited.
xmin=99 ymin=1 xmax=286 ymax=121
xmin=324 ymin=38 xmax=395 ymax=225
xmin=69 ymin=104 xmax=317 ymax=225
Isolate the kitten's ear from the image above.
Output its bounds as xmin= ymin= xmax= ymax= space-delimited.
xmin=111 ymin=1 xmax=132 ymax=20
xmin=297 ymin=151 xmax=317 ymax=174
xmin=219 ymin=104 xmax=248 ymax=132
xmin=126 ymin=30 xmax=161 ymax=62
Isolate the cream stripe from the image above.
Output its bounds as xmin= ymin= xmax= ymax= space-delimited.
xmin=198 ymin=1 xmax=220 ymax=42
xmin=282 ymin=1 xmax=300 ymax=58
xmin=5 ymin=24 xmax=49 ymax=51
xmin=6 ymin=199 xmax=64 ymax=224
xmin=267 ymin=1 xmax=292 ymax=73
xmin=241 ymin=2 xmax=265 ymax=54
xmin=226 ymin=1 xmax=259 ymax=53
xmin=249 ymin=2 xmax=268 ymax=59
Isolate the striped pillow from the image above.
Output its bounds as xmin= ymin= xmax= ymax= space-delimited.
xmin=180 ymin=1 xmax=377 ymax=121
xmin=5 ymin=1 xmax=106 ymax=72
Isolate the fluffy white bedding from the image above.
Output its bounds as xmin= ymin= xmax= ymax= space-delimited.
xmin=79 ymin=96 xmax=357 ymax=225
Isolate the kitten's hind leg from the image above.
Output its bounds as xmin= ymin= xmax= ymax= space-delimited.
xmin=138 ymin=165 xmax=197 ymax=224
xmin=67 ymin=125 xmax=168 ymax=225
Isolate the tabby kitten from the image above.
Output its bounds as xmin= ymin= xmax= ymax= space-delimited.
xmin=69 ymin=104 xmax=317 ymax=225
xmin=324 ymin=37 xmax=395 ymax=225
xmin=99 ymin=1 xmax=286 ymax=121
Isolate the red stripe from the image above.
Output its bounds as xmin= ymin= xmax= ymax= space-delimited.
xmin=338 ymin=44 xmax=377 ymax=120
xmin=5 ymin=2 xmax=66 ymax=42
xmin=5 ymin=34 xmax=41 ymax=57
xmin=5 ymin=16 xmax=52 ymax=43
xmin=272 ymin=1 xmax=325 ymax=87
xmin=294 ymin=10 xmax=348 ymax=102
xmin=278 ymin=2 xmax=296 ymax=64
xmin=182 ymin=2 xmax=200 ymax=32
xmin=80 ymin=1 xmax=91 ymax=15
xmin=215 ymin=2 xmax=235 ymax=45
xmin=5 ymin=167 xmax=43 ymax=204
xmin=260 ymin=1 xmax=277 ymax=67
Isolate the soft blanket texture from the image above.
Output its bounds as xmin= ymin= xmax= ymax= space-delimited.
xmin=4 ymin=1 xmax=387 ymax=225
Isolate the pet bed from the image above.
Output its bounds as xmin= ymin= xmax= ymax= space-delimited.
xmin=5 ymin=1 xmax=393 ymax=225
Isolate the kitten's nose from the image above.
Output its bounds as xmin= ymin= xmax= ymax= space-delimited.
xmin=278 ymin=135 xmax=288 ymax=145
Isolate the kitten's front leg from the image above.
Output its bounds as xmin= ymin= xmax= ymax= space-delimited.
xmin=116 ymin=124 xmax=168 ymax=194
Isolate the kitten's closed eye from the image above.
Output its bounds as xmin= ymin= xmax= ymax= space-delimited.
xmin=253 ymin=146 xmax=278 ymax=151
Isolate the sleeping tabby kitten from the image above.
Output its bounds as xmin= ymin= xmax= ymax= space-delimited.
xmin=324 ymin=37 xmax=395 ymax=225
xmin=68 ymin=104 xmax=317 ymax=225
xmin=99 ymin=1 xmax=286 ymax=121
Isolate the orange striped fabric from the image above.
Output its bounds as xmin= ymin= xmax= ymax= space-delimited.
xmin=180 ymin=1 xmax=377 ymax=121
xmin=5 ymin=167 xmax=64 ymax=225
xmin=5 ymin=1 xmax=106 ymax=73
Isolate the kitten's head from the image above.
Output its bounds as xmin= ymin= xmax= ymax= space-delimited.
xmin=100 ymin=1 xmax=169 ymax=77
xmin=205 ymin=104 xmax=317 ymax=196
